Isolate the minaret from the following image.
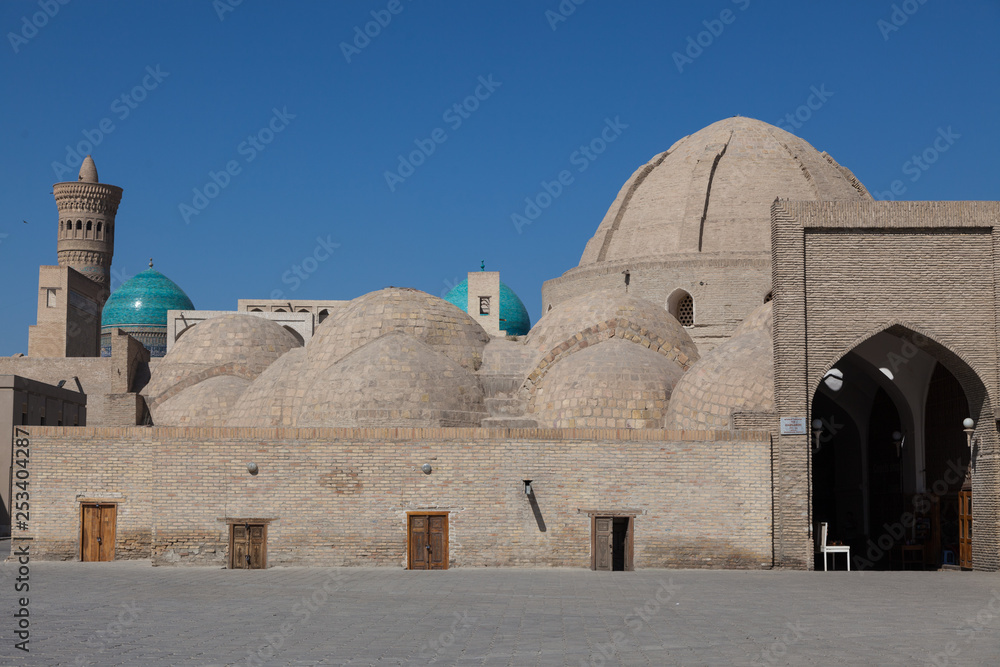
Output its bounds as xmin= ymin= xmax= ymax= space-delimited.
xmin=53 ymin=155 xmax=122 ymax=304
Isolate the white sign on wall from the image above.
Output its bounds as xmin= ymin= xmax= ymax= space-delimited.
xmin=780 ymin=417 xmax=808 ymax=435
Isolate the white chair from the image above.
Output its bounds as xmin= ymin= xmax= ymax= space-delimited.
xmin=816 ymin=522 xmax=851 ymax=571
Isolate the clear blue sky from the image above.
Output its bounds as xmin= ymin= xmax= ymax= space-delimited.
xmin=1 ymin=0 xmax=998 ymax=355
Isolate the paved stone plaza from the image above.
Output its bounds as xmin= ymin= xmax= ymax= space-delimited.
xmin=2 ymin=557 xmax=1000 ymax=666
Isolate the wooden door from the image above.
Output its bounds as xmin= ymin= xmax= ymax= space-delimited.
xmin=593 ymin=517 xmax=612 ymax=571
xmin=81 ymin=503 xmax=116 ymax=562
xmin=959 ymin=491 xmax=972 ymax=569
xmin=230 ymin=523 xmax=267 ymax=569
xmin=408 ymin=514 xmax=448 ymax=570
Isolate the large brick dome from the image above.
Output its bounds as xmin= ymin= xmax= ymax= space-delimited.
xmin=578 ymin=116 xmax=870 ymax=266
xmin=543 ymin=116 xmax=870 ymax=352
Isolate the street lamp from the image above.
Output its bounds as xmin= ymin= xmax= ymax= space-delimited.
xmin=963 ymin=418 xmax=975 ymax=451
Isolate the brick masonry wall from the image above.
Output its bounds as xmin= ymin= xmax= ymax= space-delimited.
xmin=15 ymin=426 xmax=774 ymax=570
xmin=772 ymin=200 xmax=1000 ymax=571
xmin=541 ymin=254 xmax=771 ymax=354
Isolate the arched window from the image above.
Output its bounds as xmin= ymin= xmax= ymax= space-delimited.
xmin=667 ymin=289 xmax=694 ymax=327
xmin=764 ymin=291 xmax=773 ymax=304
xmin=86 ymin=220 xmax=93 ymax=238
xmin=250 ymin=308 xmax=262 ymax=312
xmin=97 ymin=221 xmax=103 ymax=239
xmin=318 ymin=309 xmax=329 ymax=323
xmin=76 ymin=220 xmax=82 ymax=238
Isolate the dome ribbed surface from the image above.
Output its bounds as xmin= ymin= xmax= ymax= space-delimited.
xmin=578 ymin=117 xmax=870 ymax=266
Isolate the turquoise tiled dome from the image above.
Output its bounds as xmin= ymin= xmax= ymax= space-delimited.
xmin=101 ymin=267 xmax=194 ymax=357
xmin=444 ymin=278 xmax=531 ymax=336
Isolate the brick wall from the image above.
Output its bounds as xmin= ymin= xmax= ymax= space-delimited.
xmin=771 ymin=200 xmax=1000 ymax=571
xmin=15 ymin=426 xmax=774 ymax=569
xmin=541 ymin=254 xmax=771 ymax=353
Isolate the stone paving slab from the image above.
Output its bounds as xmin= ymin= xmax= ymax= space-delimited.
xmin=0 ymin=560 xmax=999 ymax=666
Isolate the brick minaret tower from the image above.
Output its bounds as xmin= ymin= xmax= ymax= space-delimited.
xmin=53 ymin=155 xmax=122 ymax=302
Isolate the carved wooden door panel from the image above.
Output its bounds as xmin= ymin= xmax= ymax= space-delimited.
xmin=593 ymin=517 xmax=612 ymax=571
xmin=81 ymin=503 xmax=116 ymax=562
xmin=959 ymin=491 xmax=972 ymax=569
xmin=408 ymin=514 xmax=448 ymax=570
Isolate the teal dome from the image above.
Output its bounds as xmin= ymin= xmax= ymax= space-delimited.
xmin=444 ymin=278 xmax=531 ymax=336
xmin=101 ymin=267 xmax=194 ymax=357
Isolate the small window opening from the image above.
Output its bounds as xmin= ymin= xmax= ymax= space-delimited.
xmin=479 ymin=296 xmax=490 ymax=315
xmin=764 ymin=291 xmax=773 ymax=304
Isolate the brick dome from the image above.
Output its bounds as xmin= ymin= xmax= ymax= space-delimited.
xmin=526 ymin=289 xmax=699 ymax=363
xmin=296 ymin=332 xmax=487 ymax=428
xmin=307 ymin=287 xmax=489 ymax=372
xmin=528 ymin=339 xmax=684 ymax=429
xmin=152 ymin=375 xmax=250 ymax=426
xmin=578 ymin=116 xmax=870 ymax=266
xmin=225 ymin=348 xmax=307 ymax=427
xmin=144 ymin=314 xmax=301 ymax=407
xmin=665 ymin=302 xmax=774 ymax=430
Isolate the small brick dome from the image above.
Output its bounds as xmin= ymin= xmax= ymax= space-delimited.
xmin=528 ymin=339 xmax=685 ymax=429
xmin=296 ymin=332 xmax=487 ymax=428
xmin=526 ymin=289 xmax=699 ymax=364
xmin=225 ymin=348 xmax=307 ymax=427
xmin=144 ymin=314 xmax=301 ymax=406
xmin=307 ymin=287 xmax=490 ymax=371
xmin=152 ymin=375 xmax=250 ymax=426
xmin=665 ymin=302 xmax=774 ymax=430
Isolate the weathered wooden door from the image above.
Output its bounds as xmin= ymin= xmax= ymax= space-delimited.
xmin=593 ymin=517 xmax=613 ymax=571
xmin=959 ymin=490 xmax=972 ymax=569
xmin=81 ymin=503 xmax=116 ymax=562
xmin=408 ymin=514 xmax=448 ymax=570
xmin=593 ymin=516 xmax=633 ymax=571
xmin=230 ymin=524 xmax=267 ymax=569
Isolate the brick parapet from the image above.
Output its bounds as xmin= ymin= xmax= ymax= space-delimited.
xmin=17 ymin=426 xmax=774 ymax=569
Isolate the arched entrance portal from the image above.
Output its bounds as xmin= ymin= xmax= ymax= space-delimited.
xmin=811 ymin=329 xmax=982 ymax=571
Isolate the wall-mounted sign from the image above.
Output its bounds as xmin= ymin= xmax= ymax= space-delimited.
xmin=780 ymin=417 xmax=808 ymax=435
